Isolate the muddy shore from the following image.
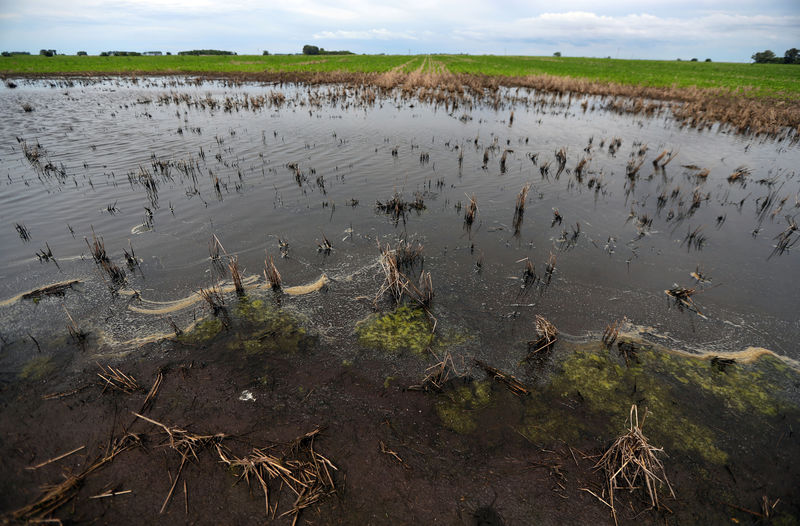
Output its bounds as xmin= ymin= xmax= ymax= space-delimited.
xmin=2 ymin=311 xmax=799 ymax=525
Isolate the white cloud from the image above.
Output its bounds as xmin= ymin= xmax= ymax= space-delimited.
xmin=313 ymin=29 xmax=418 ymax=40
xmin=1 ymin=1 xmax=798 ymax=60
xmin=455 ymin=11 xmax=800 ymax=46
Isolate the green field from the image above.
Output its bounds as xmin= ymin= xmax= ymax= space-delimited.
xmin=2 ymin=54 xmax=799 ymax=100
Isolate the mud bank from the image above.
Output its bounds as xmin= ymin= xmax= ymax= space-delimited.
xmin=2 ymin=301 xmax=799 ymax=525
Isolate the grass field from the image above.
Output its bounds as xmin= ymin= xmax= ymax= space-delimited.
xmin=2 ymin=54 xmax=799 ymax=100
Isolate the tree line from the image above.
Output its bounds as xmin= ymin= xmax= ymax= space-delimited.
xmin=302 ymin=45 xmax=353 ymax=56
xmin=752 ymin=48 xmax=799 ymax=64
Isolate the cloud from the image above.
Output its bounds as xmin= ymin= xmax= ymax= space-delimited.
xmin=456 ymin=11 xmax=800 ymax=46
xmin=1 ymin=1 xmax=798 ymax=60
xmin=313 ymin=29 xmax=418 ymax=40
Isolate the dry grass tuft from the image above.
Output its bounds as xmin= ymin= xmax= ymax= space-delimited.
xmin=228 ymin=256 xmax=244 ymax=295
xmin=216 ymin=427 xmax=337 ymax=522
xmin=596 ymin=405 xmax=674 ymax=525
xmin=199 ymin=284 xmax=225 ymax=316
xmin=410 ymin=351 xmax=464 ymax=392
xmin=464 ymin=194 xmax=477 ymax=226
xmin=263 ymin=252 xmax=282 ymax=289
xmin=602 ymin=318 xmax=622 ymax=348
xmin=513 ymin=183 xmax=531 ymax=235
xmin=85 ymin=227 xmax=109 ymax=264
xmin=526 ymin=315 xmax=558 ymax=357
xmin=374 ymin=241 xmax=433 ymax=308
xmin=727 ymin=165 xmax=751 ymax=183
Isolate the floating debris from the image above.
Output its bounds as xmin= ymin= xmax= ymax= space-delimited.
xmin=21 ymin=280 xmax=80 ymax=302
xmin=474 ymin=359 xmax=529 ymax=397
xmin=665 ymin=284 xmax=705 ymax=317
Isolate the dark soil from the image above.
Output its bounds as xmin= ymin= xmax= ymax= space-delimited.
xmin=1 ymin=332 xmax=797 ymax=525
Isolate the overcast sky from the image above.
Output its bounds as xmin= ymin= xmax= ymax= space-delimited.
xmin=0 ymin=0 xmax=798 ymax=62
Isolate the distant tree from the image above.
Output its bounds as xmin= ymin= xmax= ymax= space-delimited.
xmin=553 ymin=51 xmax=561 ymax=57
xmin=1 ymin=51 xmax=10 ymax=57
xmin=785 ymin=48 xmax=800 ymax=64
xmin=77 ymin=51 xmax=87 ymax=56
xmin=690 ymin=57 xmax=698 ymax=62
xmin=676 ymin=58 xmax=681 ymax=61
xmin=39 ymin=49 xmax=56 ymax=57
xmin=263 ymin=50 xmax=270 ymax=55
xmin=302 ymin=45 xmax=320 ymax=55
xmin=751 ymin=50 xmax=776 ymax=63
xmin=177 ymin=49 xmax=235 ymax=56
xmin=705 ymin=58 xmax=712 ymax=62
xmin=166 ymin=51 xmax=172 ymax=55
xmin=100 ymin=51 xmax=108 ymax=56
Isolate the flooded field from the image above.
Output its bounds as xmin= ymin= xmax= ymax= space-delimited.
xmin=1 ymin=77 xmax=799 ymax=524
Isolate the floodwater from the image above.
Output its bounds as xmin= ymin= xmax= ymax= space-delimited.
xmin=1 ymin=77 xmax=800 ymax=524
xmin=0 ymin=78 xmax=797 ymax=368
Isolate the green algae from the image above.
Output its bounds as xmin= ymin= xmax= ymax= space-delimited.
xmin=229 ymin=297 xmax=315 ymax=355
xmin=355 ymin=305 xmax=466 ymax=355
xmin=435 ymin=380 xmax=494 ymax=434
xmin=20 ymin=355 xmax=57 ymax=381
xmin=179 ymin=318 xmax=223 ymax=344
xmin=645 ymin=346 xmax=792 ymax=417
xmin=551 ymin=344 xmax=728 ymax=463
xmin=518 ymin=399 xmax=583 ymax=445
xmin=434 ymin=339 xmax=799 ymax=465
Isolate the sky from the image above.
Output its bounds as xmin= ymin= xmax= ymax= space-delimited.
xmin=0 ymin=0 xmax=798 ymax=62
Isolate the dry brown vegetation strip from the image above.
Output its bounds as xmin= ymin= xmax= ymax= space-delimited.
xmin=7 ymin=69 xmax=798 ymax=137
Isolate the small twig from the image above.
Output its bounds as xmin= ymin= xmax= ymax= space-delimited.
xmin=89 ymin=489 xmax=132 ymax=499
xmin=140 ymin=372 xmax=163 ymax=413
xmin=160 ymin=456 xmax=186 ymax=514
xmin=26 ymin=446 xmax=85 ymax=471
xmin=379 ymin=441 xmax=408 ymax=468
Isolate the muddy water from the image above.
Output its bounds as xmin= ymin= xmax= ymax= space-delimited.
xmin=1 ymin=77 xmax=798 ymax=371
